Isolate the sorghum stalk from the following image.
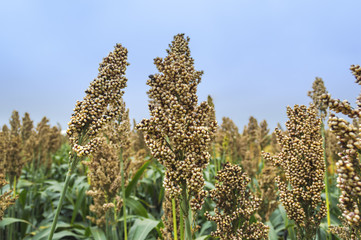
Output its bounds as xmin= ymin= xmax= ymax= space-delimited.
xmin=180 ymin=207 xmax=184 ymax=240
xmin=205 ymin=163 xmax=269 ymax=240
xmin=137 ymin=34 xmax=217 ymax=239
xmin=48 ymin=153 xmax=79 ymax=240
xmin=120 ymin=148 xmax=128 ymax=240
xmin=172 ymin=198 xmax=178 ymax=240
xmin=308 ymin=77 xmax=331 ymax=229
xmin=48 ymin=43 xmax=128 ymax=240
xmin=181 ymin=182 xmax=192 ymax=239
xmin=321 ymin=65 xmax=361 ymax=239
xmin=321 ymin=120 xmax=331 ymax=228
xmin=263 ymin=105 xmax=326 ymax=239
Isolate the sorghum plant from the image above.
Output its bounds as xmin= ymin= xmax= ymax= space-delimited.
xmin=241 ymin=116 xmax=262 ymax=179
xmin=321 ymin=65 xmax=361 ymax=239
xmin=308 ymin=77 xmax=333 ymax=228
xmin=20 ymin=112 xmax=33 ymax=143
xmin=24 ymin=117 xmax=62 ymax=171
xmin=205 ymin=162 xmax=269 ymax=240
xmin=263 ymin=105 xmax=326 ymax=239
xmin=258 ymin=120 xmax=270 ymax=151
xmin=215 ymin=117 xmax=243 ymax=163
xmin=0 ymin=111 xmax=29 ymax=183
xmin=84 ymin=101 xmax=131 ymax=229
xmin=48 ymin=43 xmax=128 ymax=240
xmin=137 ymin=34 xmax=217 ymax=239
xmin=256 ymin=158 xmax=278 ymax=222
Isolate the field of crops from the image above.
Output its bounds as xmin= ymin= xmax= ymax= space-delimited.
xmin=1 ymin=34 xmax=360 ymax=240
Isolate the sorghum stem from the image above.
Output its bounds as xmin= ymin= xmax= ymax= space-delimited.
xmin=180 ymin=206 xmax=184 ymax=240
xmin=47 ymin=155 xmax=78 ymax=240
xmin=172 ymin=198 xmax=178 ymax=240
xmin=321 ymin=121 xmax=331 ymax=228
xmin=120 ymin=149 xmax=127 ymax=240
xmin=181 ymin=183 xmax=192 ymax=240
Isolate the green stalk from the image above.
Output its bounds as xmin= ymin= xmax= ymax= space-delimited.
xmin=47 ymin=155 xmax=78 ymax=240
xmin=181 ymin=183 xmax=192 ymax=240
xmin=321 ymin=121 xmax=331 ymax=231
xmin=111 ymin=224 xmax=118 ymax=240
xmin=120 ymin=149 xmax=127 ymax=240
xmin=172 ymin=198 xmax=178 ymax=240
xmin=180 ymin=206 xmax=184 ymax=240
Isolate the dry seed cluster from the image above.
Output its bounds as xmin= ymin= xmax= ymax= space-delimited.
xmin=205 ymin=163 xmax=269 ymax=240
xmin=137 ymin=34 xmax=217 ymax=210
xmin=67 ymin=44 xmax=128 ymax=157
xmin=263 ymin=105 xmax=326 ymax=238
xmin=321 ymin=65 xmax=361 ymax=235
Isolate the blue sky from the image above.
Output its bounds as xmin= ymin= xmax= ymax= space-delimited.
xmin=1 ymin=1 xmax=360 ymax=132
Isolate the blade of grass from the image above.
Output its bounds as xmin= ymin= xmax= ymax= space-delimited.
xmin=125 ymin=160 xmax=151 ymax=198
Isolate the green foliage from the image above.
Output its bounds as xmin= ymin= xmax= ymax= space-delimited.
xmin=0 ymin=139 xmax=346 ymax=240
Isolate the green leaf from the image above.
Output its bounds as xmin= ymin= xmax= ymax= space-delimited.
xmin=195 ymin=236 xmax=211 ymax=240
xmin=266 ymin=221 xmax=278 ymax=240
xmin=126 ymin=196 xmax=148 ymax=218
xmin=27 ymin=227 xmax=51 ymax=240
xmin=90 ymin=227 xmax=107 ymax=240
xmin=128 ymin=218 xmax=160 ymax=240
xmin=204 ymin=180 xmax=214 ymax=190
xmin=125 ymin=160 xmax=151 ymax=198
xmin=53 ymin=230 xmax=83 ymax=240
xmin=71 ymin=186 xmax=86 ymax=224
xmin=18 ymin=187 xmax=28 ymax=207
xmin=0 ymin=217 xmax=32 ymax=228
xmin=117 ymin=214 xmax=138 ymax=222
xmin=198 ymin=220 xmax=212 ymax=236
xmin=17 ymin=178 xmax=34 ymax=188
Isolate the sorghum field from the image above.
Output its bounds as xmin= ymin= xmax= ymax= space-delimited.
xmin=1 ymin=34 xmax=360 ymax=240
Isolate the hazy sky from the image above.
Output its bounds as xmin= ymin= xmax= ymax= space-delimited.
xmin=1 ymin=1 xmax=360 ymax=132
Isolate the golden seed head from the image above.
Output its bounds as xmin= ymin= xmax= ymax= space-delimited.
xmin=67 ymin=44 xmax=128 ymax=157
xmin=136 ymin=34 xmax=217 ymax=209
